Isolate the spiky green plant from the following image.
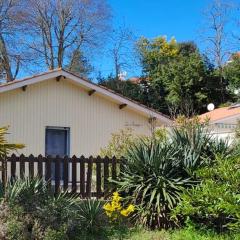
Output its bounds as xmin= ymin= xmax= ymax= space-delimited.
xmin=4 ymin=177 xmax=49 ymax=210
xmin=114 ymin=123 xmax=233 ymax=229
xmin=77 ymin=199 xmax=106 ymax=234
xmin=115 ymin=139 xmax=193 ymax=229
xmin=0 ymin=126 xmax=25 ymax=157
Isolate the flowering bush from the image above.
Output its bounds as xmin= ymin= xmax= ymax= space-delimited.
xmin=103 ymin=192 xmax=135 ymax=220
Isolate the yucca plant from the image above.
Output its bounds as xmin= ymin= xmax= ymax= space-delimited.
xmin=115 ymin=139 xmax=193 ymax=229
xmin=114 ymin=121 xmax=234 ymax=229
xmin=77 ymin=199 xmax=106 ymax=234
xmin=171 ymin=123 xmax=233 ymax=173
xmin=4 ymin=177 xmax=49 ymax=211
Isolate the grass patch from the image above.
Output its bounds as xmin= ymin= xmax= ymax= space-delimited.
xmin=123 ymin=228 xmax=240 ymax=240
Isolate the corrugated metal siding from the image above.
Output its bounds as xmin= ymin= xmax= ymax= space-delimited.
xmin=0 ymin=78 xmax=153 ymax=156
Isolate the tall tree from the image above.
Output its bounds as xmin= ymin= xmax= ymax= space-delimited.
xmin=136 ymin=37 xmax=220 ymax=116
xmin=0 ymin=0 xmax=26 ymax=81
xmin=162 ymin=51 xmax=209 ymax=117
xmin=202 ymin=0 xmax=232 ymax=102
xmin=108 ymin=26 xmax=135 ymax=80
xmin=224 ymin=53 xmax=240 ymax=97
xmin=24 ymin=0 xmax=111 ymax=70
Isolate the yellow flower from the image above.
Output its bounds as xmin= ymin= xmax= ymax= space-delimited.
xmin=120 ymin=209 xmax=129 ymax=217
xmin=103 ymin=203 xmax=114 ymax=212
xmin=112 ymin=200 xmax=121 ymax=210
xmin=112 ymin=192 xmax=122 ymax=202
xmin=126 ymin=204 xmax=135 ymax=213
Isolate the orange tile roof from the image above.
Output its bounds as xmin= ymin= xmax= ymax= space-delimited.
xmin=199 ymin=106 xmax=240 ymax=122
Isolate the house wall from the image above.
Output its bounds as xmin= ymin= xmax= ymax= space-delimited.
xmin=208 ymin=114 xmax=240 ymax=143
xmin=0 ymin=78 xmax=153 ymax=156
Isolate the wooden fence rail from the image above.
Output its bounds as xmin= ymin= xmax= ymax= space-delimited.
xmin=0 ymin=154 xmax=124 ymax=199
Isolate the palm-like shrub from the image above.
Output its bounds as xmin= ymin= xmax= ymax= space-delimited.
xmin=77 ymin=199 xmax=106 ymax=235
xmin=4 ymin=178 xmax=49 ymax=210
xmin=171 ymin=124 xmax=232 ymax=173
xmin=115 ymin=122 xmax=233 ymax=229
xmin=115 ymin=139 xmax=193 ymax=229
xmin=0 ymin=126 xmax=24 ymax=157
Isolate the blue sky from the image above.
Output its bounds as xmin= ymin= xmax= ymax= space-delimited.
xmin=93 ymin=0 xmax=213 ymax=78
xmin=109 ymin=0 xmax=209 ymax=41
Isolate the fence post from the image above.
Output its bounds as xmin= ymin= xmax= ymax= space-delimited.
xmin=10 ymin=154 xmax=16 ymax=180
xmin=63 ymin=156 xmax=69 ymax=191
xmin=20 ymin=154 xmax=25 ymax=179
xmin=1 ymin=149 xmax=7 ymax=191
xmin=80 ymin=155 xmax=85 ymax=197
xmin=103 ymin=156 xmax=109 ymax=199
xmin=86 ymin=156 xmax=93 ymax=198
xmin=96 ymin=156 xmax=102 ymax=199
xmin=55 ymin=156 xmax=60 ymax=194
xmin=29 ymin=154 xmax=34 ymax=179
xmin=72 ymin=155 xmax=77 ymax=194
xmin=45 ymin=156 xmax=52 ymax=190
xmin=37 ymin=155 xmax=43 ymax=179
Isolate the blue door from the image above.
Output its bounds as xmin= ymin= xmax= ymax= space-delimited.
xmin=45 ymin=127 xmax=70 ymax=179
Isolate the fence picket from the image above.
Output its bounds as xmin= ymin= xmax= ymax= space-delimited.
xmin=112 ymin=156 xmax=117 ymax=180
xmin=10 ymin=154 xmax=16 ymax=179
xmin=72 ymin=155 xmax=77 ymax=193
xmin=96 ymin=156 xmax=102 ymax=198
xmin=45 ymin=156 xmax=52 ymax=189
xmin=80 ymin=156 xmax=85 ymax=197
xmin=86 ymin=156 xmax=93 ymax=198
xmin=29 ymin=154 xmax=34 ymax=179
xmin=63 ymin=156 xmax=69 ymax=191
xmin=104 ymin=156 xmax=110 ymax=199
xmin=20 ymin=154 xmax=25 ymax=178
xmin=55 ymin=156 xmax=60 ymax=194
xmin=37 ymin=155 xmax=43 ymax=178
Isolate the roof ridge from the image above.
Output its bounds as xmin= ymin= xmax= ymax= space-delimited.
xmin=0 ymin=68 xmax=172 ymax=123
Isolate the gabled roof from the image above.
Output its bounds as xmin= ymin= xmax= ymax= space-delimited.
xmin=0 ymin=69 xmax=172 ymax=125
xmin=199 ymin=106 xmax=240 ymax=123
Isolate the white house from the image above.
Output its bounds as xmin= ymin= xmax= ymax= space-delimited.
xmin=199 ymin=105 xmax=240 ymax=141
xmin=0 ymin=69 xmax=171 ymax=157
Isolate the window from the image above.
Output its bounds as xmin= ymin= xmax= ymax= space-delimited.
xmin=45 ymin=127 xmax=70 ymax=180
xmin=45 ymin=127 xmax=70 ymax=157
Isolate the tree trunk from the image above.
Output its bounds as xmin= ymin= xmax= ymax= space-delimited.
xmin=0 ymin=34 xmax=13 ymax=82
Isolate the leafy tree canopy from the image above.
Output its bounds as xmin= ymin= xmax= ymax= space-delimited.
xmin=224 ymin=54 xmax=240 ymax=93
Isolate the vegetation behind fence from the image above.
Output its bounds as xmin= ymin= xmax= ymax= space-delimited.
xmin=0 ymin=154 xmax=124 ymax=199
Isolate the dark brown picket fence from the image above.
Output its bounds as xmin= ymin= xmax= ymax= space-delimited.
xmin=0 ymin=154 xmax=125 ymax=199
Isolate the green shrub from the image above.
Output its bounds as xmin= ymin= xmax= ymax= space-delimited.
xmin=172 ymin=156 xmax=240 ymax=233
xmin=6 ymin=217 xmax=26 ymax=240
xmin=77 ymin=199 xmax=106 ymax=234
xmin=1 ymin=178 xmax=82 ymax=239
xmin=114 ymin=138 xmax=193 ymax=229
xmin=114 ymin=122 xmax=234 ymax=230
xmin=4 ymin=177 xmax=49 ymax=211
xmin=44 ymin=226 xmax=68 ymax=240
xmin=100 ymin=128 xmax=136 ymax=158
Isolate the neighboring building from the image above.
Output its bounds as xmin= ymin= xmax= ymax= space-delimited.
xmin=0 ymin=69 xmax=171 ymax=156
xmin=226 ymin=51 xmax=240 ymax=64
xmin=199 ymin=105 xmax=240 ymax=141
xmin=128 ymin=77 xmax=142 ymax=84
